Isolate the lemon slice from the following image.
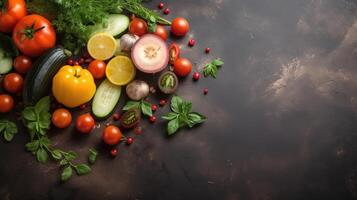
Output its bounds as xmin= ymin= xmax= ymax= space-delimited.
xmin=106 ymin=56 xmax=136 ymax=86
xmin=87 ymin=33 xmax=116 ymax=60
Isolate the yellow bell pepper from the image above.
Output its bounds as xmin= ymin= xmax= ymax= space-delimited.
xmin=52 ymin=65 xmax=96 ymax=108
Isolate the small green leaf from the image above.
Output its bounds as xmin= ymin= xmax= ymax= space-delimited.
xmin=22 ymin=107 xmax=37 ymax=121
xmin=51 ymin=150 xmax=62 ymax=160
xmin=36 ymin=148 xmax=48 ymax=163
xmin=171 ymin=96 xmax=183 ymax=113
xmin=212 ymin=59 xmax=224 ymax=66
xmin=141 ymin=100 xmax=152 ymax=116
xmin=25 ymin=140 xmax=40 ymax=152
xmin=168 ymin=118 xmax=180 ymax=135
xmin=88 ymin=149 xmax=98 ymax=165
xmin=35 ymin=96 xmax=50 ymax=113
xmin=162 ymin=112 xmax=178 ymax=121
xmin=74 ymin=164 xmax=91 ymax=175
xmin=40 ymin=136 xmax=51 ymax=146
xmin=187 ymin=112 xmax=207 ymax=128
xmin=61 ymin=166 xmax=72 ymax=182
xmin=122 ymin=101 xmax=141 ymax=111
xmin=0 ymin=120 xmax=18 ymax=142
xmin=59 ymin=159 xmax=69 ymax=166
xmin=203 ymin=58 xmax=224 ymax=78
xmin=64 ymin=151 xmax=78 ymax=161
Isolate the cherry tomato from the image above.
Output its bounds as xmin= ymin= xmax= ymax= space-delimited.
xmin=171 ymin=18 xmax=190 ymax=37
xmin=52 ymin=108 xmax=72 ymax=129
xmin=154 ymin=25 xmax=168 ymax=41
xmin=76 ymin=113 xmax=95 ymax=134
xmin=3 ymin=73 xmax=23 ymax=94
xmin=173 ymin=58 xmax=192 ymax=77
xmin=129 ymin=18 xmax=148 ymax=36
xmin=88 ymin=60 xmax=106 ymax=79
xmin=13 ymin=14 xmax=56 ymax=57
xmin=102 ymin=125 xmax=122 ymax=145
xmin=0 ymin=0 xmax=27 ymax=33
xmin=13 ymin=55 xmax=32 ymax=74
xmin=169 ymin=43 xmax=180 ymax=65
xmin=0 ymin=94 xmax=14 ymax=113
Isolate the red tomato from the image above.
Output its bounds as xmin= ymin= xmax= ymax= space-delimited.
xmin=102 ymin=125 xmax=122 ymax=145
xmin=88 ymin=60 xmax=106 ymax=79
xmin=154 ymin=25 xmax=168 ymax=41
xmin=13 ymin=55 xmax=32 ymax=74
xmin=12 ymin=14 xmax=56 ymax=57
xmin=174 ymin=58 xmax=192 ymax=77
xmin=3 ymin=73 xmax=23 ymax=93
xmin=129 ymin=18 xmax=148 ymax=36
xmin=0 ymin=0 xmax=27 ymax=33
xmin=52 ymin=108 xmax=72 ymax=129
xmin=0 ymin=94 xmax=14 ymax=113
xmin=169 ymin=43 xmax=180 ymax=64
xmin=76 ymin=113 xmax=95 ymax=134
xmin=171 ymin=18 xmax=190 ymax=37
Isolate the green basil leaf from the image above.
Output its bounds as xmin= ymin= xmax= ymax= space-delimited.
xmin=171 ymin=96 xmax=183 ymax=113
xmin=35 ymin=96 xmax=50 ymax=113
xmin=162 ymin=112 xmax=178 ymax=121
xmin=141 ymin=100 xmax=152 ymax=116
xmin=40 ymin=136 xmax=51 ymax=146
xmin=187 ymin=112 xmax=207 ymax=128
xmin=88 ymin=148 xmax=98 ymax=165
xmin=59 ymin=159 xmax=69 ymax=166
xmin=168 ymin=118 xmax=179 ymax=135
xmin=4 ymin=131 xmax=14 ymax=142
xmin=51 ymin=150 xmax=62 ymax=160
xmin=36 ymin=148 xmax=48 ymax=163
xmin=179 ymin=101 xmax=192 ymax=114
xmin=64 ymin=151 xmax=78 ymax=161
xmin=212 ymin=59 xmax=224 ymax=66
xmin=0 ymin=120 xmax=18 ymax=142
xmin=25 ymin=140 xmax=40 ymax=152
xmin=22 ymin=107 xmax=37 ymax=121
xmin=74 ymin=164 xmax=91 ymax=175
xmin=61 ymin=166 xmax=72 ymax=182
xmin=122 ymin=101 xmax=141 ymax=111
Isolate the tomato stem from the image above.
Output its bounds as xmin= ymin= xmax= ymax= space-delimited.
xmin=21 ymin=22 xmax=45 ymax=40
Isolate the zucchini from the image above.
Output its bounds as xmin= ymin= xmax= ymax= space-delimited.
xmin=92 ymin=79 xmax=122 ymax=119
xmin=24 ymin=46 xmax=71 ymax=105
xmin=0 ymin=48 xmax=13 ymax=75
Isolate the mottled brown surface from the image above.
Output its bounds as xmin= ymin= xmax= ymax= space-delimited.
xmin=2 ymin=0 xmax=357 ymax=199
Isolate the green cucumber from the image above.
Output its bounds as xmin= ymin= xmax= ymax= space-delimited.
xmin=0 ymin=48 xmax=13 ymax=75
xmin=92 ymin=79 xmax=122 ymax=119
xmin=24 ymin=46 xmax=71 ymax=105
xmin=90 ymin=14 xmax=129 ymax=37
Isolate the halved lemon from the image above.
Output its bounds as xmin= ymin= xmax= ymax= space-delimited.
xmin=87 ymin=33 xmax=116 ymax=60
xmin=106 ymin=56 xmax=136 ymax=86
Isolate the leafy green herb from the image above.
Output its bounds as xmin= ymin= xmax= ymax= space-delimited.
xmin=123 ymin=99 xmax=152 ymax=117
xmin=88 ymin=148 xmax=98 ymax=165
xmin=0 ymin=120 xmax=18 ymax=142
xmin=203 ymin=58 xmax=224 ymax=78
xmin=28 ymin=0 xmax=170 ymax=53
xmin=162 ymin=96 xmax=206 ymax=135
xmin=22 ymin=96 xmax=91 ymax=182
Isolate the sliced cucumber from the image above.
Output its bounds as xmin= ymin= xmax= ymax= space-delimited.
xmin=92 ymin=79 xmax=122 ymax=119
xmin=90 ymin=14 xmax=129 ymax=37
xmin=0 ymin=49 xmax=13 ymax=75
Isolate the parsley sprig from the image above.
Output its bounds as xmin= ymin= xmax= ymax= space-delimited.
xmin=22 ymin=96 xmax=91 ymax=182
xmin=203 ymin=58 xmax=224 ymax=78
xmin=162 ymin=96 xmax=206 ymax=135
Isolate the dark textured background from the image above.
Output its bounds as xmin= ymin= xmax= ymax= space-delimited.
xmin=2 ymin=0 xmax=357 ymax=199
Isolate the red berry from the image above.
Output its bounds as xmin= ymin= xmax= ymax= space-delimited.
xmin=78 ymin=58 xmax=85 ymax=65
xmin=113 ymin=113 xmax=121 ymax=121
xmin=126 ymin=137 xmax=134 ymax=145
xmin=80 ymin=104 xmax=87 ymax=110
xmin=188 ymin=39 xmax=196 ymax=47
xmin=159 ymin=99 xmax=166 ymax=106
xmin=163 ymin=8 xmax=170 ymax=15
xmin=149 ymin=116 xmax=157 ymax=123
xmin=110 ymin=149 xmax=118 ymax=157
xmin=193 ymin=72 xmax=200 ymax=81
xmin=67 ymin=59 xmax=74 ymax=65
xmin=158 ymin=2 xmax=164 ymax=9
xmin=151 ymin=104 xmax=158 ymax=111
xmin=74 ymin=61 xmax=79 ymax=66
xmin=203 ymin=88 xmax=208 ymax=95
xmin=134 ymin=126 xmax=143 ymax=135
xmin=205 ymin=48 xmax=211 ymax=54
